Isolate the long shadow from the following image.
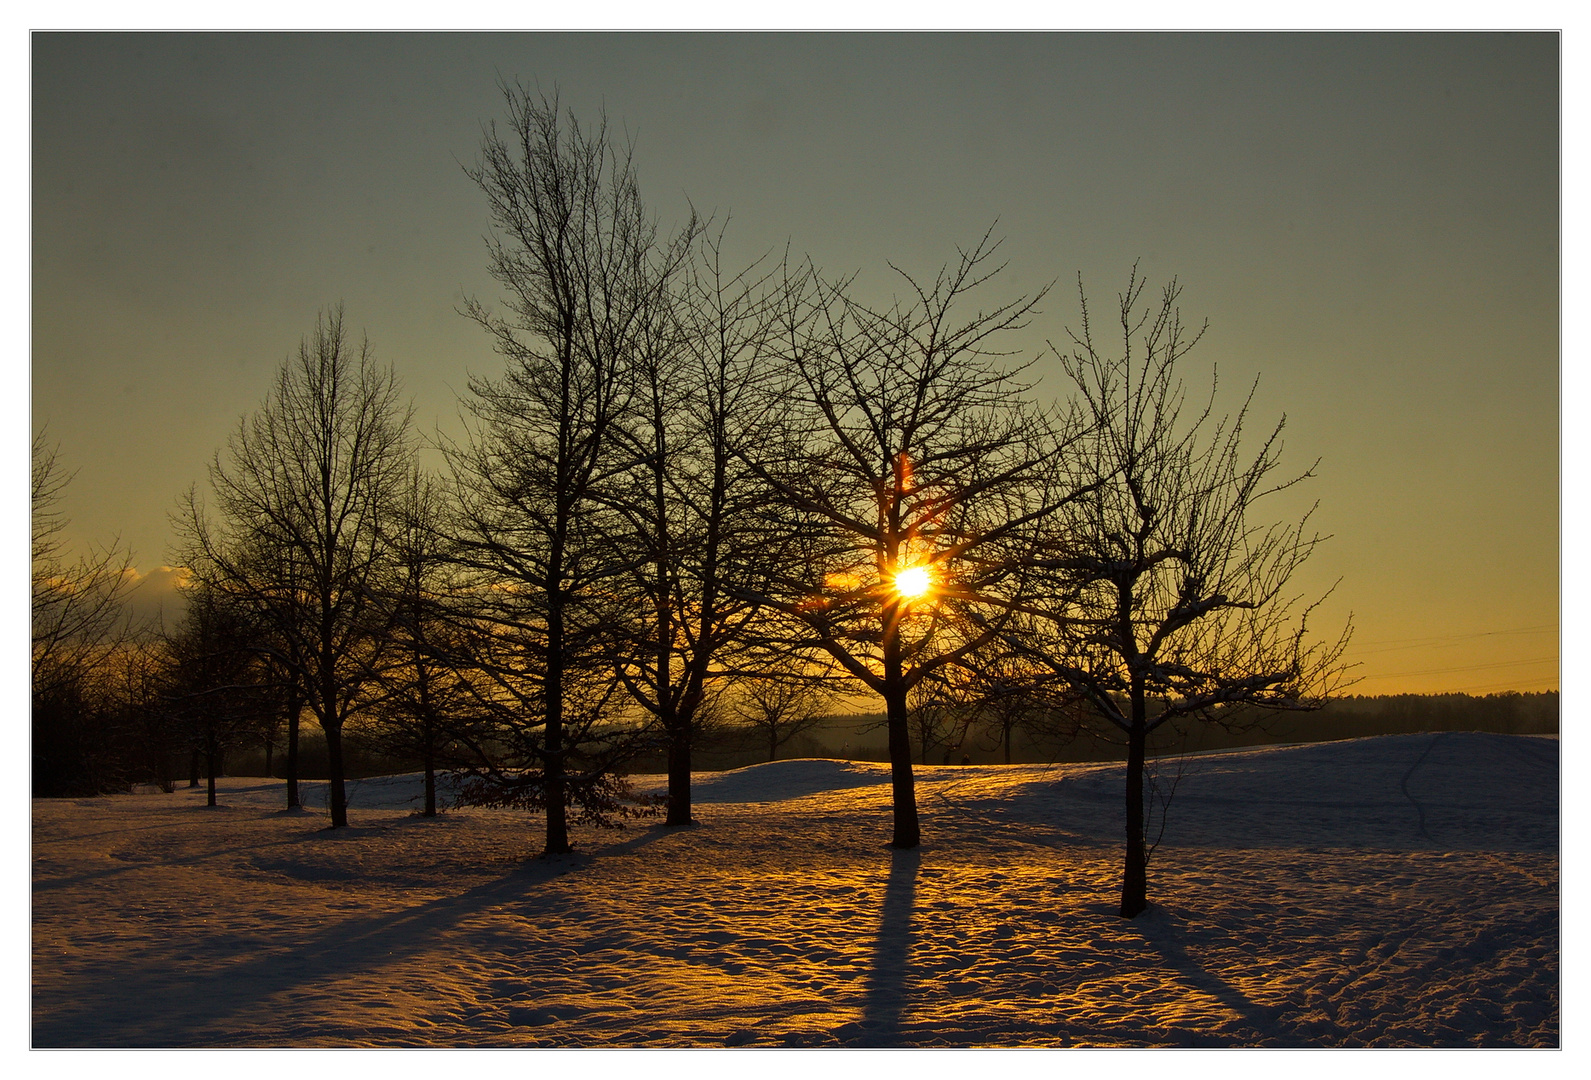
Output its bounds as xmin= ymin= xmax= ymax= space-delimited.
xmin=33 ymin=827 xmax=673 ymax=1048
xmin=33 ymin=819 xmax=342 ymax=894
xmin=593 ymin=824 xmax=677 ymax=859
xmin=1134 ymin=907 xmax=1333 ymax=1044
xmin=33 ymin=816 xmax=200 ymax=848
xmin=853 ymin=849 xmax=919 ymax=1047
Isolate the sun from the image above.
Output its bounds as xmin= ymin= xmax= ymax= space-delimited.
xmin=894 ymin=565 xmax=932 ymax=599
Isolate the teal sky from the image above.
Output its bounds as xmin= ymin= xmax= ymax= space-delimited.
xmin=29 ymin=32 xmax=1560 ymax=694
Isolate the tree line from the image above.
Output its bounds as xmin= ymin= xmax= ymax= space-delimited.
xmin=32 ymin=84 xmax=1350 ymax=919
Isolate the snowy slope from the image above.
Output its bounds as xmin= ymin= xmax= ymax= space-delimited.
xmin=31 ymin=732 xmax=1558 ymax=1047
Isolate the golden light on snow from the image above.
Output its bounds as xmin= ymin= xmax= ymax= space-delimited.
xmin=894 ymin=565 xmax=932 ymax=600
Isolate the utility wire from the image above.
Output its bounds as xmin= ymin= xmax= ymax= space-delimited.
xmin=1356 ymin=655 xmax=1558 ymax=680
xmin=1350 ymin=624 xmax=1556 ymax=656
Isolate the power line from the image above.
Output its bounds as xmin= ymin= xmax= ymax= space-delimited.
xmin=1440 ymin=676 xmax=1559 ymax=694
xmin=1357 ymin=655 xmax=1559 ymax=680
xmin=1350 ymin=624 xmax=1557 ymax=656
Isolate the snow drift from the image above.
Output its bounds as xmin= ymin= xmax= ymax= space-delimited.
xmin=32 ymin=731 xmax=1557 ymax=1047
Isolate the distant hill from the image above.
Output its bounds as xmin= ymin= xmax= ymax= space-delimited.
xmin=691 ymin=692 xmax=1560 ymax=770
xmin=233 ymin=691 xmax=1558 ymax=779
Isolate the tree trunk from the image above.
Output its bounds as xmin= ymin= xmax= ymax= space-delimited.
xmin=188 ymin=747 xmax=200 ymax=788
xmin=1120 ymin=718 xmax=1149 ymax=918
xmin=418 ymin=662 xmax=438 ymax=817
xmin=285 ymin=696 xmax=301 ymax=809
xmin=883 ymin=681 xmax=920 ymax=849
xmin=324 ymin=719 xmax=349 ymax=828
xmin=264 ymin=737 xmax=274 ymax=777
xmin=665 ymin=719 xmax=693 ymax=826
xmin=543 ymin=600 xmax=572 ymax=855
xmin=543 ymin=736 xmax=570 ymax=854
xmin=153 ymin=741 xmax=174 ymax=793
xmin=318 ymin=633 xmax=350 ymax=827
xmin=535 ymin=513 xmax=575 ymax=856
xmin=205 ymin=732 xmax=218 ymax=807
xmin=769 ymin=727 xmax=778 ymax=763
xmin=880 ymin=586 xmax=920 ymax=848
xmin=422 ymin=720 xmax=437 ymax=818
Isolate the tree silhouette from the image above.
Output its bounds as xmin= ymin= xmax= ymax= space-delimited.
xmin=363 ymin=469 xmax=481 ymax=817
xmin=158 ymin=584 xmax=276 ymax=807
xmin=732 ymin=659 xmax=838 ymax=763
xmin=604 ymin=225 xmax=796 ymax=824
xmin=178 ymin=307 xmax=413 ymax=828
xmin=904 ymin=673 xmax=972 ymax=766
xmin=961 ymin=648 xmax=1064 ymax=765
xmin=1014 ymin=269 xmax=1352 ymax=916
xmin=31 ymin=430 xmax=137 ymax=796
xmin=735 ymin=233 xmax=1088 ymax=848
xmin=450 ymin=84 xmax=688 ymax=853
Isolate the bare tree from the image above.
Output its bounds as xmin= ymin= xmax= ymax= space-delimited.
xmin=605 ymin=224 xmax=798 ymax=824
xmin=177 ymin=307 xmax=413 ymax=828
xmin=158 ymin=584 xmax=277 ymax=807
xmin=109 ymin=636 xmax=181 ymax=793
xmin=735 ymin=232 xmax=1088 ymax=848
xmin=238 ymin=542 xmax=311 ymax=809
xmin=449 ymin=84 xmax=684 ymax=854
xmin=732 ymin=658 xmax=838 ymax=763
xmin=906 ymin=675 xmax=971 ymax=766
xmin=31 ymin=431 xmax=138 ymax=796
xmin=962 ymin=649 xmax=1056 ymax=765
xmin=1015 ymin=269 xmax=1352 ymax=917
xmin=365 ymin=469 xmax=479 ymax=817
xmin=32 ymin=432 xmax=135 ymax=699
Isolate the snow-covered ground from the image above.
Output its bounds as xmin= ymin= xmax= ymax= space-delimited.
xmin=31 ymin=731 xmax=1557 ymax=1047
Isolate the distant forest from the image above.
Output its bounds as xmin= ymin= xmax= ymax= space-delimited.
xmin=233 ymin=692 xmax=1559 ymax=781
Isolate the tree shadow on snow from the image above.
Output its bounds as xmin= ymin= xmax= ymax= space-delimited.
xmin=1129 ymin=905 xmax=1328 ymax=1044
xmin=32 ymin=819 xmax=349 ymax=895
xmin=32 ymin=835 xmax=654 ymax=1047
xmin=851 ymin=849 xmax=919 ymax=1047
xmin=594 ymin=825 xmax=674 ymax=859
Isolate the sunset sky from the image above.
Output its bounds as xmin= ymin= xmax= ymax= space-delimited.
xmin=27 ymin=31 xmax=1560 ymax=696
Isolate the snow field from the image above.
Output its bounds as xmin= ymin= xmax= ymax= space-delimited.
xmin=31 ymin=731 xmax=1557 ymax=1047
